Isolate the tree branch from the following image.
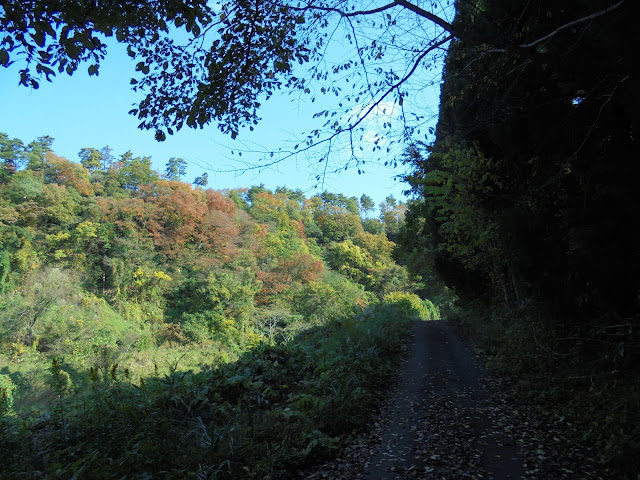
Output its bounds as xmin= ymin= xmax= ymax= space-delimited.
xmin=202 ymin=28 xmax=452 ymax=177
xmin=346 ymin=35 xmax=453 ymax=135
xmin=519 ymin=0 xmax=625 ymax=49
xmin=393 ymin=0 xmax=460 ymax=36
xmin=289 ymin=2 xmax=398 ymax=17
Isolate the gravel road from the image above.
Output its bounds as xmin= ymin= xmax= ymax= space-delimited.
xmin=301 ymin=320 xmax=608 ymax=480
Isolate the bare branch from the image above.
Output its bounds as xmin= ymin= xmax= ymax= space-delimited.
xmin=345 ymin=35 xmax=453 ymax=136
xmin=286 ymin=2 xmax=399 ymax=18
xmin=393 ymin=0 xmax=460 ymax=36
xmin=519 ymin=0 xmax=625 ymax=49
xmin=200 ymin=32 xmax=452 ymax=177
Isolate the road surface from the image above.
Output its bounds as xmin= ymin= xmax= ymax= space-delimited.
xmin=302 ymin=320 xmax=607 ymax=480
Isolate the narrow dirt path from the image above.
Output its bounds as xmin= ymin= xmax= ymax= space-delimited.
xmin=301 ymin=320 xmax=608 ymax=480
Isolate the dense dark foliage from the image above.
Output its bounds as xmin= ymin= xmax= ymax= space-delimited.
xmin=400 ymin=0 xmax=638 ymax=473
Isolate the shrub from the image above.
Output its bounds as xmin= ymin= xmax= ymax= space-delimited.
xmin=47 ymin=358 xmax=73 ymax=395
xmin=180 ymin=310 xmax=224 ymax=343
xmin=0 ymin=375 xmax=17 ymax=416
xmin=382 ymin=291 xmax=439 ymax=320
xmin=422 ymin=298 xmax=441 ymax=320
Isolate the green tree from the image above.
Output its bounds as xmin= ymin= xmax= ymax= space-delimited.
xmin=291 ymin=271 xmax=369 ymax=323
xmin=362 ymin=218 xmax=384 ymax=235
xmin=78 ymin=147 xmax=102 ymax=172
xmin=116 ymin=152 xmax=158 ymax=190
xmin=164 ymin=157 xmax=187 ymax=180
xmin=359 ymin=194 xmax=375 ymax=219
xmin=245 ymin=184 xmax=269 ymax=205
xmin=326 ymin=240 xmax=374 ymax=287
xmin=1 ymin=268 xmax=78 ymax=346
xmin=100 ymin=145 xmax=115 ymax=171
xmin=193 ymin=172 xmax=208 ymax=188
xmin=0 ymin=132 xmax=25 ymax=183
xmin=24 ymin=135 xmax=54 ymax=173
xmin=3 ymin=169 xmax=44 ymax=204
xmin=0 ymin=249 xmax=10 ymax=293
xmin=379 ymin=195 xmax=406 ymax=242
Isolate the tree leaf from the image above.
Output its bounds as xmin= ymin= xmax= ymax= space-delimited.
xmin=0 ymin=48 xmax=8 ymax=67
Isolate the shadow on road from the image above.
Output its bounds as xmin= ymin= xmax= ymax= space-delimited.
xmin=364 ymin=320 xmax=525 ymax=480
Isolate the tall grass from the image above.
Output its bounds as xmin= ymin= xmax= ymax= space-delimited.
xmin=0 ymin=296 xmax=421 ymax=479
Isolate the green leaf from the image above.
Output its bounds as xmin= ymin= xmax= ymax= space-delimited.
xmin=88 ymin=64 xmax=98 ymax=76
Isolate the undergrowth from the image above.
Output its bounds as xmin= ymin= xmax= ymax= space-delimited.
xmin=450 ymin=299 xmax=640 ymax=478
xmin=0 ymin=298 xmax=424 ymax=479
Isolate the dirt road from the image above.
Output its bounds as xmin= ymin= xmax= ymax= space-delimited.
xmin=302 ymin=320 xmax=606 ymax=480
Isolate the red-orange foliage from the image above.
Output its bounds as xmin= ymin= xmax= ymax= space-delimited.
xmin=139 ymin=181 xmax=240 ymax=263
xmin=293 ymin=219 xmax=306 ymax=239
xmin=205 ymin=189 xmax=237 ymax=215
xmin=141 ymin=181 xmax=207 ymax=254
xmin=256 ymin=253 xmax=323 ymax=303
xmin=45 ymin=152 xmax=93 ymax=196
xmin=98 ymin=196 xmax=151 ymax=237
xmin=281 ymin=253 xmax=324 ymax=283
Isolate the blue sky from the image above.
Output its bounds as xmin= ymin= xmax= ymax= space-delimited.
xmin=0 ymin=39 xmax=442 ymax=207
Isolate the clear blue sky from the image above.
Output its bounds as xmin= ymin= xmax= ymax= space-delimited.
xmin=0 ymin=41 xmax=442 ymax=207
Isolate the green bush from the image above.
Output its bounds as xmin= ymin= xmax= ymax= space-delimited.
xmin=422 ymin=298 xmax=441 ymax=320
xmin=291 ymin=271 xmax=371 ymax=323
xmin=181 ymin=311 xmax=219 ymax=343
xmin=47 ymin=358 xmax=73 ymax=395
xmin=0 ymin=374 xmax=16 ymax=416
xmin=382 ymin=291 xmax=439 ymax=320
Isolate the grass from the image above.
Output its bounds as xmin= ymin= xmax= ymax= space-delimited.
xmin=0 ymin=296 xmax=422 ymax=479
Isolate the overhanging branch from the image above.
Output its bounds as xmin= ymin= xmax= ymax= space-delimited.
xmin=285 ymin=1 xmax=398 ymax=18
xmin=519 ymin=0 xmax=625 ymax=48
xmin=346 ymin=34 xmax=454 ymax=135
xmin=393 ymin=0 xmax=460 ymax=36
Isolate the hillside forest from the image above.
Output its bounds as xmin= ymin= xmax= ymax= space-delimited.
xmin=0 ymin=133 xmax=442 ymax=477
xmin=1 ymin=0 xmax=638 ymax=478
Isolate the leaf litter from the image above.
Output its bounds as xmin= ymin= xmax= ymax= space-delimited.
xmin=299 ymin=321 xmax=611 ymax=479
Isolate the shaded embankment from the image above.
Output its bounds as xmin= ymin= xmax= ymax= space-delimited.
xmin=303 ymin=320 xmax=606 ymax=479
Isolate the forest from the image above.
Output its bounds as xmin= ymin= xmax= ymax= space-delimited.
xmin=1 ymin=0 xmax=638 ymax=477
xmin=0 ymin=133 xmax=442 ymax=477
